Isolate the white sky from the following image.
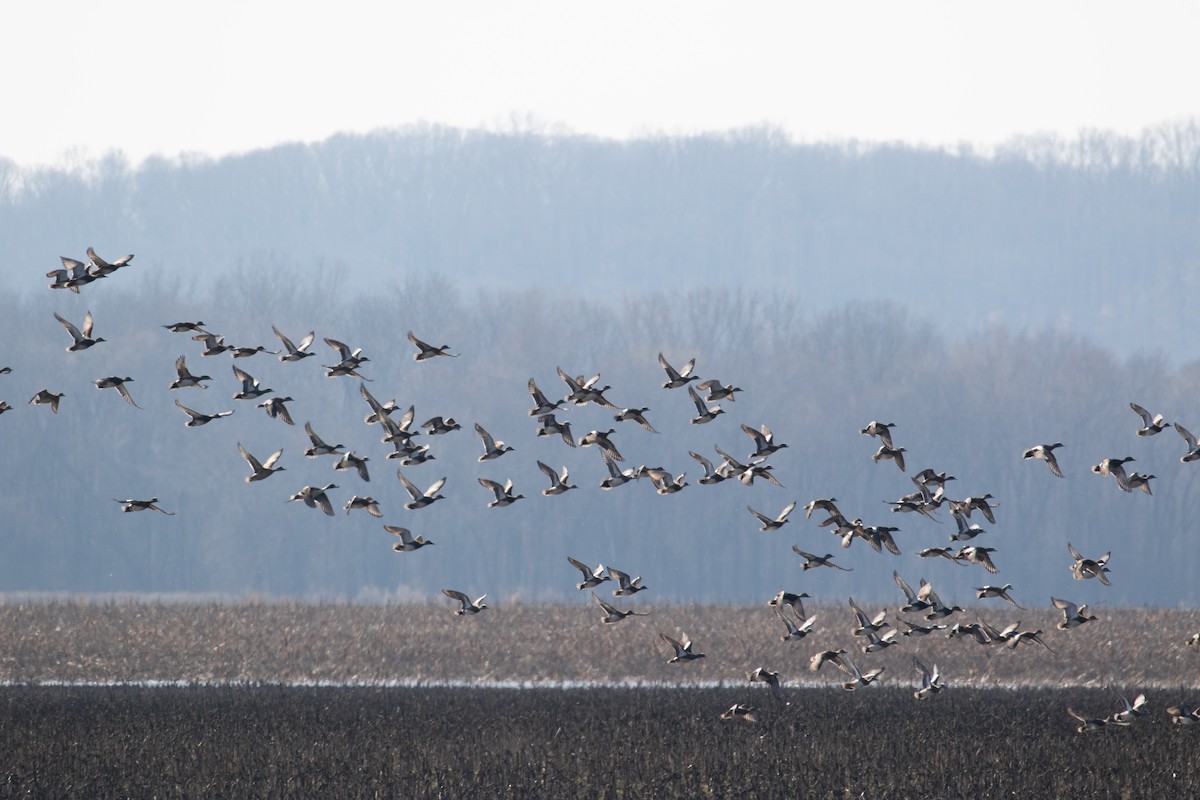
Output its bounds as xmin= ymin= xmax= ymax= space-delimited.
xmin=3 ymin=1 xmax=1198 ymax=168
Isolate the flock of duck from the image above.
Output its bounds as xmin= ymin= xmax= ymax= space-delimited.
xmin=8 ymin=247 xmax=1200 ymax=730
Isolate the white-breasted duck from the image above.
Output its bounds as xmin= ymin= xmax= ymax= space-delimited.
xmin=396 ymin=471 xmax=446 ymax=509
xmin=53 ymin=310 xmax=104 ymax=351
xmin=272 ymin=325 xmax=316 ymax=362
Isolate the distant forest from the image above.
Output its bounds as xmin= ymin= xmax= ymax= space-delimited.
xmin=1 ymin=121 xmax=1198 ymax=359
xmin=0 ymin=124 xmax=1197 ymax=607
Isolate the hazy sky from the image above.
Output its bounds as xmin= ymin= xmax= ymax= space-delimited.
xmin=5 ymin=1 xmax=1198 ymax=167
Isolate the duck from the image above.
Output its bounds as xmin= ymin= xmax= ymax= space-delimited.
xmin=303 ymin=422 xmax=345 ymax=458
xmin=614 ymin=407 xmax=657 ymax=432
xmin=385 ymin=525 xmax=435 ymax=552
xmin=607 ymin=566 xmax=647 ymax=596
xmin=860 ymin=525 xmax=901 ymax=555
xmin=829 ymin=655 xmax=885 ymax=691
xmin=720 ymin=704 xmax=758 ymax=723
xmin=747 ymin=668 xmax=784 ymax=702
xmin=379 ymin=405 xmax=418 ymax=446
xmin=1091 ymin=456 xmax=1135 ymax=491
xmin=1130 ymin=402 xmax=1168 ymax=436
xmin=809 ymin=649 xmax=848 ymax=672
xmin=917 ymin=546 xmax=963 ymax=564
xmin=343 ymin=495 xmax=382 ymax=517
xmin=897 ymin=618 xmax=948 ymax=637
xmin=359 ymin=384 xmax=399 ymax=426
xmin=859 ymin=421 xmax=896 ymax=448
xmin=28 ymin=389 xmax=64 ymax=413
xmin=94 ymin=376 xmax=140 ymax=408
xmin=660 ymin=633 xmax=705 ymax=663
xmin=862 ymin=629 xmax=899 ymax=653
xmin=1006 ymin=628 xmax=1053 ymax=651
xmin=557 ymin=370 xmax=617 ymax=409
xmin=323 ymin=361 xmax=371 ymax=380
xmin=689 ymin=451 xmax=728 ymax=485
xmin=258 ymin=396 xmax=295 ymax=426
xmin=922 ymin=588 xmax=963 ymax=620
xmin=47 ymin=257 xmax=93 ymax=292
xmin=949 ymin=509 xmax=986 ymax=542
xmin=912 ymin=657 xmax=942 ymax=700
xmin=396 ymin=471 xmax=446 ymax=509
xmin=232 ymin=365 xmax=273 ymax=400
xmin=792 ymin=547 xmax=853 ymax=571
xmin=954 ymin=545 xmax=999 ymax=574
xmin=407 ymin=330 xmax=459 ymax=360
xmin=1125 ymin=472 xmax=1155 ymax=495
xmin=1066 ymin=707 xmax=1108 ymax=733
xmin=872 ymin=444 xmax=907 ymax=472
xmin=53 ymin=310 xmax=105 ymax=351
xmin=323 ymin=337 xmax=369 ymax=368
xmin=740 ymin=462 xmax=783 ymax=488
xmin=0 ymin=402 xmax=11 ymax=415
xmin=1068 ymin=543 xmax=1111 ymax=585
xmin=976 ymin=584 xmax=1024 ymax=608
xmin=289 ymin=484 xmax=338 ymax=516
xmin=697 ymin=379 xmax=742 ymax=403
xmin=191 ymin=332 xmax=232 ymax=357
xmin=442 ymin=589 xmax=487 ymax=615
xmin=237 ymin=443 xmax=285 ymax=483
xmin=537 ymin=461 xmax=577 ymax=496
xmin=334 ymin=451 xmax=371 ymax=482
xmin=1022 ymin=442 xmax=1064 ymax=478
xmin=769 ymin=590 xmax=811 ymax=620
xmin=657 ymin=352 xmax=698 ymax=389
xmin=113 ymin=498 xmax=175 ymax=515
xmin=568 ymin=557 xmax=611 ymax=590
xmin=894 ymin=572 xmax=934 ymax=613
xmin=168 ymin=355 xmax=212 ymax=390
xmin=715 ymin=705 xmax=753 ymax=724
xmin=592 ymin=591 xmax=649 ymax=624
xmin=747 ymin=501 xmax=797 ymax=531
xmin=849 ymin=597 xmax=889 ymax=637
xmin=1167 ymin=705 xmax=1200 ymax=725
xmin=649 ymin=470 xmax=688 ymax=495
xmin=420 ymin=416 xmax=462 ymax=435
xmin=738 ymin=423 xmax=787 ymax=458
xmin=475 ymin=423 xmax=514 ymax=461
xmin=954 ymin=495 xmax=998 ymax=525
xmin=475 ymin=479 xmax=523 ymax=510
xmin=85 ymin=246 xmax=133 ymax=277
xmin=527 ymin=377 xmax=565 ymax=417
xmin=229 ymin=344 xmax=280 ymax=359
xmin=803 ymin=498 xmax=840 ymax=520
xmin=776 ymin=607 xmax=817 ymax=641
xmin=162 ymin=321 xmax=207 ymax=334
xmin=578 ymin=429 xmax=623 ymax=461
xmin=599 ymin=450 xmax=640 ymax=490
xmin=1109 ymin=693 xmax=1148 ymax=726
xmin=174 ymin=399 xmax=233 ymax=427
xmin=1174 ymin=423 xmax=1200 ymax=463
xmin=1052 ymin=596 xmax=1098 ymax=629
xmin=535 ymin=413 xmax=576 ymax=447
xmin=687 ymin=385 xmax=724 ymax=424
xmin=272 ymin=325 xmax=316 ymax=361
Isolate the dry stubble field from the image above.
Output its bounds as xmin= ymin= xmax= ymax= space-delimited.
xmin=3 ymin=601 xmax=1200 ymax=798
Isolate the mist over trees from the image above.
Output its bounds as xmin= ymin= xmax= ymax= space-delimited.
xmin=1 ymin=122 xmax=1198 ymax=359
xmin=0 ymin=123 xmax=1197 ymax=607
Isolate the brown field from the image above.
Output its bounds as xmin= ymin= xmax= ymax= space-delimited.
xmin=1 ymin=599 xmax=1197 ymax=687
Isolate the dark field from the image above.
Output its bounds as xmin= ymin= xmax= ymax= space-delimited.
xmin=3 ymin=685 xmax=1198 ymax=799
